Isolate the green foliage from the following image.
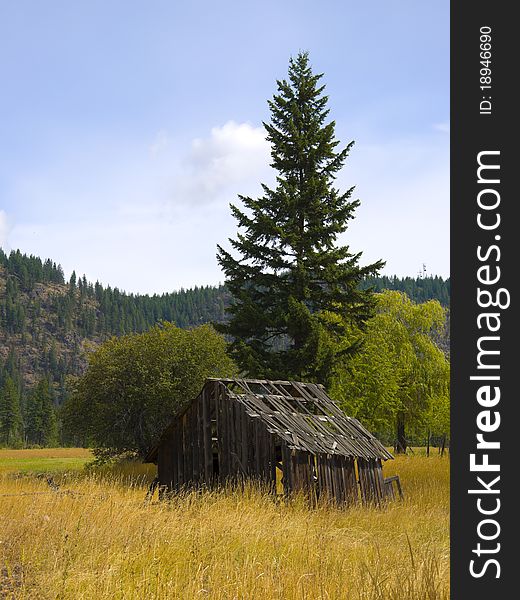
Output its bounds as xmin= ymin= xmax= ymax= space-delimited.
xmin=63 ymin=322 xmax=237 ymax=457
xmin=1 ymin=247 xmax=449 ymax=350
xmin=360 ymin=275 xmax=450 ymax=307
xmin=1 ymin=244 xmax=450 ymax=449
xmin=1 ymin=248 xmax=232 ymax=342
xmin=24 ymin=377 xmax=58 ymax=447
xmin=217 ymin=52 xmax=384 ymax=382
xmin=330 ymin=291 xmax=450 ymax=445
xmin=0 ymin=375 xmax=22 ymax=446
xmin=0 ymin=247 xmax=65 ymax=290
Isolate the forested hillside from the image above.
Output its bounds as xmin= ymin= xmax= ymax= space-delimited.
xmin=0 ymin=247 xmax=450 ymax=444
xmin=0 ymin=248 xmax=230 ymax=384
xmin=361 ymin=275 xmax=450 ymax=306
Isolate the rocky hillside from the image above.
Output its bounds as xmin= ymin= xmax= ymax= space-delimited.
xmin=0 ymin=250 xmax=230 ymax=399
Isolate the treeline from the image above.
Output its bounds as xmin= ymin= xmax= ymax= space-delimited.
xmin=1 ymin=248 xmax=230 ymax=338
xmin=47 ymin=277 xmax=230 ymax=337
xmin=0 ymin=248 xmax=65 ymax=288
xmin=1 ymin=248 xmax=449 ymax=341
xmin=361 ymin=275 xmax=450 ymax=306
xmin=0 ymin=350 xmax=58 ymax=447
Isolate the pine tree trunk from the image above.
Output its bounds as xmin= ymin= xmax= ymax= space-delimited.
xmin=395 ymin=414 xmax=407 ymax=454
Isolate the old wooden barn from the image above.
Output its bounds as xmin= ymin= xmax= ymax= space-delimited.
xmin=146 ymin=378 xmax=398 ymax=505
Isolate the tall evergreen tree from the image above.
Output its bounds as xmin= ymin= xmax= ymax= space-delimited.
xmin=0 ymin=376 xmax=22 ymax=445
xmin=217 ymin=52 xmax=384 ymax=382
xmin=25 ymin=377 xmax=58 ymax=446
xmin=68 ymin=270 xmax=77 ymax=299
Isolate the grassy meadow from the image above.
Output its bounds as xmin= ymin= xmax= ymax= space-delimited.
xmin=0 ymin=448 xmax=93 ymax=474
xmin=0 ymin=448 xmax=449 ymax=599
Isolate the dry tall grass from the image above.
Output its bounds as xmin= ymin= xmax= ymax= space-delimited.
xmin=0 ymin=453 xmax=449 ymax=599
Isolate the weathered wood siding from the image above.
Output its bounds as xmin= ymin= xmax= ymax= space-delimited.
xmin=158 ymin=380 xmax=278 ymax=494
xmin=357 ymin=458 xmax=387 ymax=505
xmin=155 ymin=379 xmax=391 ymax=506
xmin=278 ymin=447 xmax=377 ymax=506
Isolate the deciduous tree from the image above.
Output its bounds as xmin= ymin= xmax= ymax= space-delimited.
xmin=330 ymin=291 xmax=449 ymax=451
xmin=63 ymin=322 xmax=236 ymax=458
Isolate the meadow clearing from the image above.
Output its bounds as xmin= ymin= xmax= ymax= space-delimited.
xmin=0 ymin=448 xmax=449 ymax=600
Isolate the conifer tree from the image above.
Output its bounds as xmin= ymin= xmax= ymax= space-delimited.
xmin=0 ymin=376 xmax=22 ymax=445
xmin=217 ymin=52 xmax=384 ymax=382
xmin=68 ymin=270 xmax=77 ymax=298
xmin=25 ymin=377 xmax=57 ymax=446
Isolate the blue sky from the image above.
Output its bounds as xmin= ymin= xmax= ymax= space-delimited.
xmin=0 ymin=1 xmax=449 ymax=294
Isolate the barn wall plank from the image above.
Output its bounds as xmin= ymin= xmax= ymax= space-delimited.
xmin=202 ymin=387 xmax=213 ymax=482
xmin=281 ymin=443 xmax=292 ymax=495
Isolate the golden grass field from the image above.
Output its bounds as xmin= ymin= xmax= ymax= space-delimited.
xmin=0 ymin=449 xmax=449 ymax=599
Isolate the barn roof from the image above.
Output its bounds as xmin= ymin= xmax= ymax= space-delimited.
xmin=146 ymin=378 xmax=393 ymax=462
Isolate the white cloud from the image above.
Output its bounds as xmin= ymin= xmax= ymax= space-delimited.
xmin=114 ymin=121 xmax=272 ymax=220
xmin=175 ymin=120 xmax=271 ymax=207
